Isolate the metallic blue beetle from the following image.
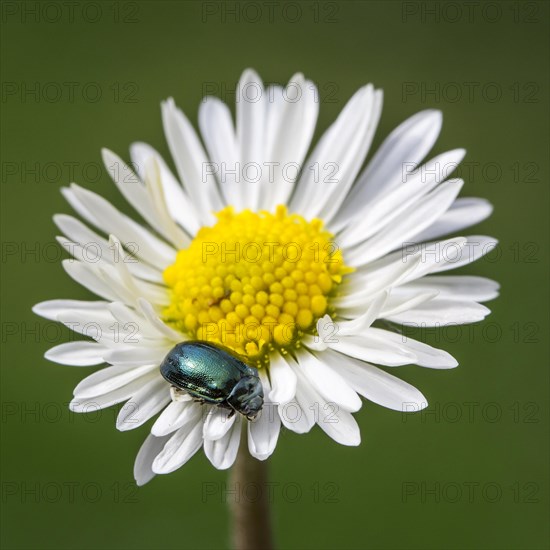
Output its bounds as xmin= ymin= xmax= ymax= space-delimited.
xmin=160 ymin=341 xmax=264 ymax=420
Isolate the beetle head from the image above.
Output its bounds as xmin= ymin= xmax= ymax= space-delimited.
xmin=227 ymin=375 xmax=264 ymax=420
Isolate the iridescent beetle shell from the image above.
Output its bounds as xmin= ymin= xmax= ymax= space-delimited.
xmin=160 ymin=341 xmax=264 ymax=420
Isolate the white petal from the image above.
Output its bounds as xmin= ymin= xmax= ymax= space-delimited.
xmin=102 ymin=345 xmax=168 ymax=366
xmin=278 ymin=360 xmax=316 ymax=434
xmin=73 ymin=363 xmax=158 ymax=398
xmin=142 ymin=158 xmax=190 ymax=248
xmin=278 ymin=398 xmax=314 ymax=434
xmin=104 ymin=234 xmax=169 ymax=307
xmin=152 ymin=401 xmax=202 ymax=436
xmin=45 ymin=341 xmax=107 ymax=366
xmin=198 ymin=96 xmax=239 ymax=207
xmin=204 ymin=417 xmax=242 ymax=470
xmin=53 ymin=214 xmax=164 ymax=283
xmin=262 ymin=74 xmax=319 ymax=208
xmin=335 ymin=256 xmax=422 ymax=317
xmin=151 ymin=400 xmax=198 ymax=437
xmin=54 ymin=214 xmax=111 ymax=261
xmin=430 ymin=235 xmax=498 ymax=272
xmin=117 ymin=377 xmax=171 ymax=431
xmin=322 ymin=349 xmax=428 ymax=412
xmin=203 ymin=407 xmax=236 ymax=441
xmin=268 ymin=353 xmax=297 ymax=404
xmin=400 ymin=275 xmax=499 ymax=302
xmin=102 ymin=149 xmax=189 ymax=249
xmin=329 ymin=334 xmax=417 ymax=367
xmin=137 ymin=298 xmax=184 ymax=342
xmin=107 ymin=302 xmax=160 ymax=340
xmin=134 ymin=433 xmax=171 ymax=486
xmin=412 ymin=197 xmax=493 ymax=242
xmin=55 ymin=306 xmax=134 ymax=344
xmin=130 ymin=141 xmax=201 ymax=235
xmin=100 ymin=148 xmax=154 ymax=229
xmin=62 ymin=260 xmax=119 ymax=302
xmin=334 ymin=291 xmax=388 ymax=335
xmin=60 ymin=186 xmax=100 ymax=225
xmin=248 ymin=372 xmax=280 ymax=460
xmin=369 ymin=328 xmax=458 ymax=369
xmin=386 ymin=299 xmax=491 ymax=326
xmin=264 ymin=84 xmax=285 ymax=160
xmin=298 ymin=351 xmax=362 ymax=412
xmin=341 ymin=109 xmax=442 ymax=212
xmin=236 ymin=69 xmax=266 ymax=211
xmin=248 ymin=401 xmax=281 ymax=460
xmin=248 ymin=402 xmax=280 ymax=461
xmin=337 ymin=148 xmax=466 ymax=244
xmin=70 ymin=374 xmax=155 ymax=412
xmin=303 ymin=314 xmax=334 ymax=351
xmin=316 ymin=405 xmax=361 ymax=446
xmin=288 ymin=357 xmax=360 ymax=445
xmin=364 ymin=236 xmax=467 ymax=281
xmin=347 ymin=178 xmax=464 ymax=266
xmin=382 ymin=236 xmax=495 ymax=281
xmin=33 ymin=299 xmax=110 ymax=322
xmin=379 ymin=291 xmax=438 ymax=318
xmin=67 ymin=184 xmax=176 ymax=268
xmin=291 ymin=85 xmax=382 ymax=223
xmin=162 ymin=98 xmax=223 ymax=223
xmin=152 ymin=420 xmax=204 ymax=474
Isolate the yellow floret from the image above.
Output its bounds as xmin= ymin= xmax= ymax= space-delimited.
xmin=162 ymin=205 xmax=351 ymax=366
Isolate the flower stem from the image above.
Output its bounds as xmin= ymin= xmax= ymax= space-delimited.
xmin=229 ymin=429 xmax=273 ymax=550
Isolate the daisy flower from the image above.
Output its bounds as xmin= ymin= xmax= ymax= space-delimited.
xmin=33 ymin=69 xmax=498 ymax=485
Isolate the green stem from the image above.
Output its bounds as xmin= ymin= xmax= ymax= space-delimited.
xmin=229 ymin=429 xmax=274 ymax=550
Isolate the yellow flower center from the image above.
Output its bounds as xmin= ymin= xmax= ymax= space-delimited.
xmin=162 ymin=205 xmax=351 ymax=367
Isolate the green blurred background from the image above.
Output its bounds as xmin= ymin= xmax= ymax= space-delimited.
xmin=1 ymin=1 xmax=549 ymax=548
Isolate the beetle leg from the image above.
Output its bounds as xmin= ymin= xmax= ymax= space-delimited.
xmin=170 ymin=386 xmax=193 ymax=403
xmin=192 ymin=396 xmax=207 ymax=405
